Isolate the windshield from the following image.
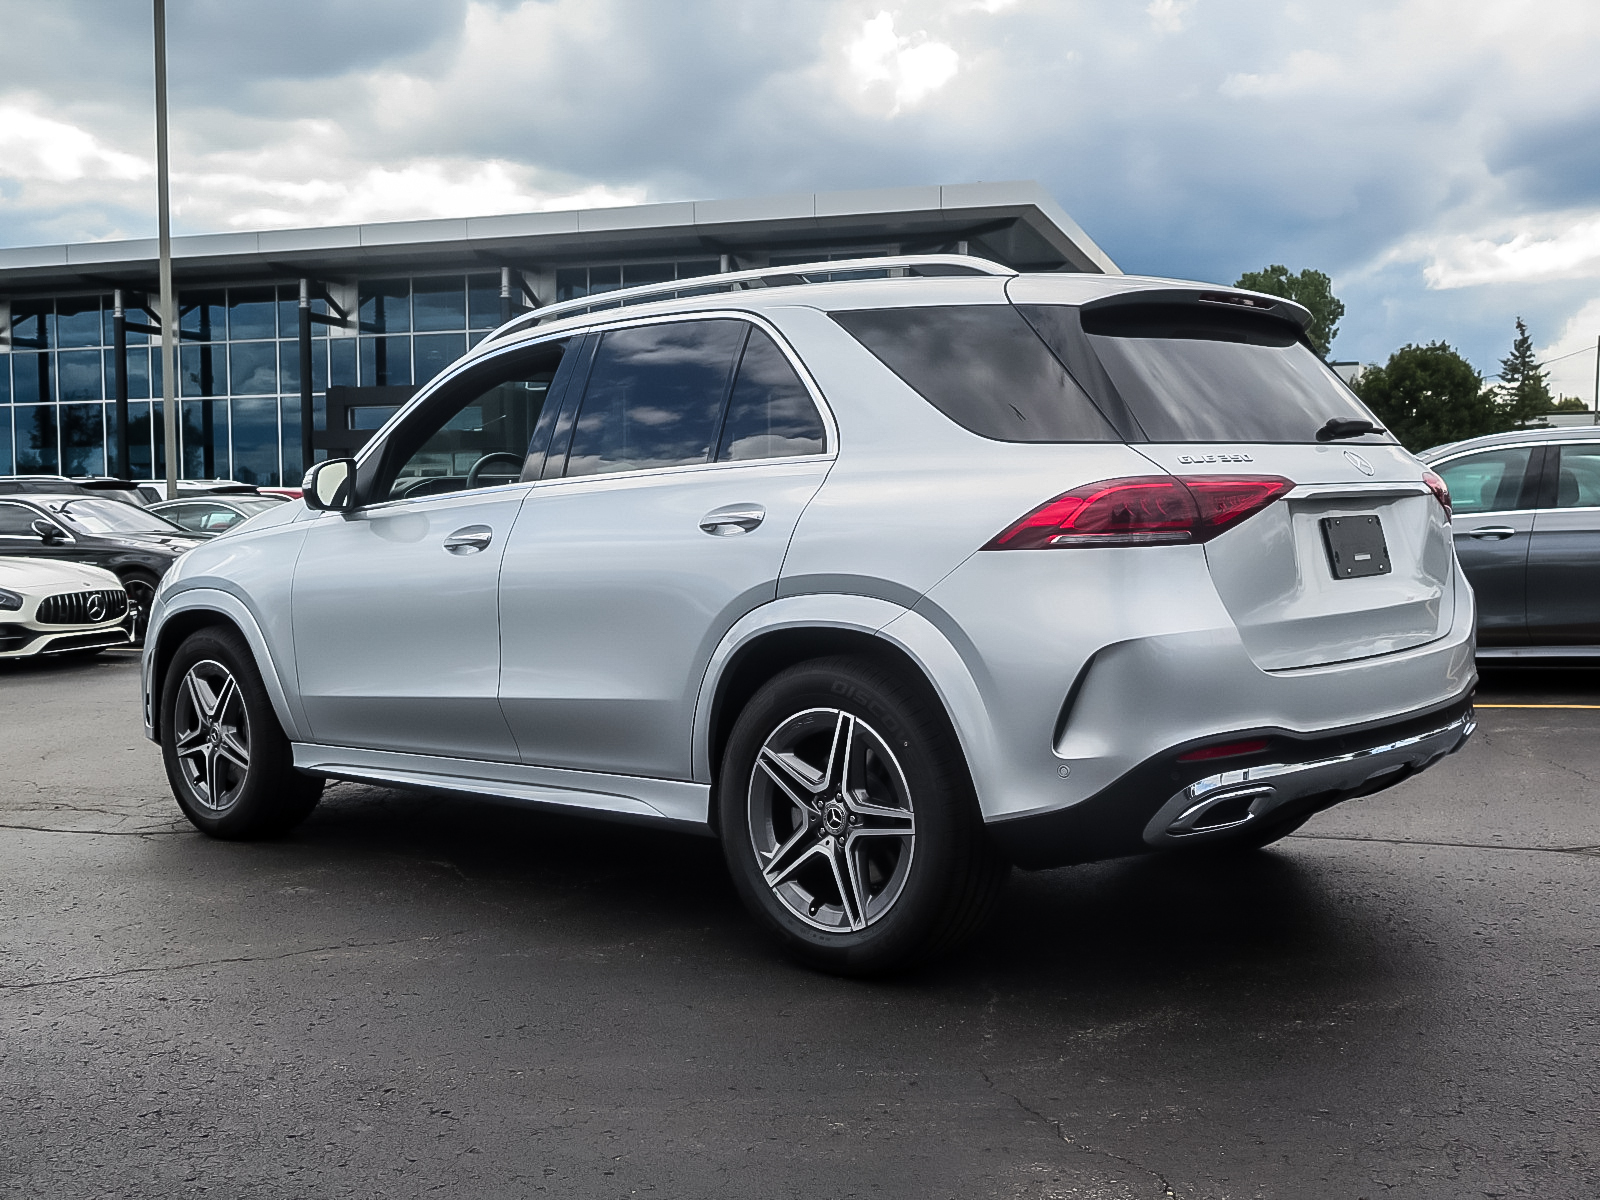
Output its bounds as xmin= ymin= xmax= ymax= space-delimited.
xmin=55 ymin=498 xmax=187 ymax=535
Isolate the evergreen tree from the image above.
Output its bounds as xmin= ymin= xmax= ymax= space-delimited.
xmin=1353 ymin=342 xmax=1511 ymax=452
xmin=1234 ymin=265 xmax=1345 ymax=357
xmin=1496 ymin=317 xmax=1553 ymax=427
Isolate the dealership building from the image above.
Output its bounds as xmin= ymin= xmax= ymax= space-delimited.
xmin=0 ymin=181 xmax=1117 ymax=486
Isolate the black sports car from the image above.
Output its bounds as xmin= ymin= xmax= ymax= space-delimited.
xmin=0 ymin=493 xmax=205 ymax=641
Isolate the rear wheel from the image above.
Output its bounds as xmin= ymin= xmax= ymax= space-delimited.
xmin=160 ymin=627 xmax=323 ymax=839
xmin=719 ymin=657 xmax=1008 ymax=975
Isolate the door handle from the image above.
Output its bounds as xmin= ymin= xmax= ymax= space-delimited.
xmin=443 ymin=525 xmax=493 ymax=554
xmin=1466 ymin=526 xmax=1516 ymax=540
xmin=699 ymin=504 xmax=766 ymax=536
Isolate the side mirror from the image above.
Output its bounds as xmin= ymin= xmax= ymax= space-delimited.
xmin=31 ymin=517 xmax=64 ymax=543
xmin=302 ymin=458 xmax=357 ymax=513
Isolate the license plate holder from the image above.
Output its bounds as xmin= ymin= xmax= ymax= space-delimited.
xmin=1321 ymin=514 xmax=1391 ymax=579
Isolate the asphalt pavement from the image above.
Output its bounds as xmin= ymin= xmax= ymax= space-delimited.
xmin=1 ymin=652 xmax=1595 ymax=1199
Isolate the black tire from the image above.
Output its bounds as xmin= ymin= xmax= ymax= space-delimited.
xmin=159 ymin=627 xmax=323 ymax=839
xmin=718 ymin=656 xmax=1008 ymax=976
xmin=120 ymin=570 xmax=160 ymax=646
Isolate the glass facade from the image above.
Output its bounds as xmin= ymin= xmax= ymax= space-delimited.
xmin=0 ymin=252 xmax=880 ymax=482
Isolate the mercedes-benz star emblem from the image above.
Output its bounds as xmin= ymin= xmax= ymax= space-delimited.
xmin=85 ymin=594 xmax=106 ymax=623
xmin=1343 ymin=450 xmax=1375 ymax=476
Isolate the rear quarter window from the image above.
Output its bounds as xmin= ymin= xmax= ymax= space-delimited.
xmin=830 ymin=305 xmax=1119 ymax=442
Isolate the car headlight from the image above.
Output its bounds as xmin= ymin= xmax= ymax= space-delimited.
xmin=0 ymin=588 xmax=23 ymax=612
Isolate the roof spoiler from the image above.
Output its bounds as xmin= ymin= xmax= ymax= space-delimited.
xmin=1080 ymin=286 xmax=1314 ymax=333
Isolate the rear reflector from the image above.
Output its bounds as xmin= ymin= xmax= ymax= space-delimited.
xmin=1176 ymin=738 xmax=1271 ymax=763
xmin=983 ymin=475 xmax=1293 ymax=550
xmin=1423 ymin=469 xmax=1451 ymax=517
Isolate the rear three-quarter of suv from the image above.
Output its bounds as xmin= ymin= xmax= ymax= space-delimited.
xmin=141 ymin=255 xmax=1475 ymax=973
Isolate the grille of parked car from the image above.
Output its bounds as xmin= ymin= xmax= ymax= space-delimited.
xmin=36 ymin=589 xmax=129 ymax=626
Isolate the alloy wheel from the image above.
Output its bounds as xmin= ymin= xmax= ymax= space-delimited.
xmin=746 ymin=707 xmax=916 ymax=933
xmin=123 ymin=576 xmax=157 ymax=644
xmin=172 ymin=658 xmax=251 ymax=812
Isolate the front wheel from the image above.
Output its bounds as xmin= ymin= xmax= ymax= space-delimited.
xmin=160 ymin=627 xmax=323 ymax=839
xmin=120 ymin=570 xmax=159 ymax=645
xmin=718 ymin=657 xmax=1008 ymax=975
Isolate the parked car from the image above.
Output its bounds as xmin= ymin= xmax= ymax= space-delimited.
xmin=131 ymin=480 xmax=271 ymax=505
xmin=0 ymin=476 xmax=93 ymax=497
xmin=0 ymin=557 xmax=132 ymax=659
xmin=149 ymin=494 xmax=290 ymax=537
xmin=0 ymin=494 xmax=203 ymax=642
xmin=142 ymin=255 xmax=1475 ymax=973
xmin=1420 ymin=426 xmax=1600 ymax=660
xmin=74 ymin=478 xmax=155 ymax=507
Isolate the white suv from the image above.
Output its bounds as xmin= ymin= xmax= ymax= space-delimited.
xmin=142 ymin=255 xmax=1475 ymax=973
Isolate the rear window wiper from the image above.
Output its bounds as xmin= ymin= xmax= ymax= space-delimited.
xmin=1316 ymin=417 xmax=1383 ymax=442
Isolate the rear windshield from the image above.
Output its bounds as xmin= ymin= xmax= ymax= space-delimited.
xmin=830 ymin=306 xmax=1118 ymax=442
xmin=1021 ymin=303 xmax=1385 ymax=444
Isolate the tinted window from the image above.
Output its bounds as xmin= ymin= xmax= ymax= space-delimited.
xmin=1436 ymin=447 xmax=1534 ymax=515
xmin=716 ymin=329 xmax=826 ymax=461
xmin=1555 ymin=445 xmax=1600 ymax=509
xmin=0 ymin=503 xmax=40 ymax=537
xmin=1023 ymin=303 xmax=1382 ymax=444
xmin=830 ymin=306 xmax=1118 ymax=442
xmin=378 ymin=340 xmax=569 ymax=502
xmin=564 ymin=320 xmax=745 ymax=478
xmin=58 ymin=498 xmax=184 ymax=535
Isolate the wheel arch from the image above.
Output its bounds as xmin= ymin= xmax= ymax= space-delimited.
xmin=146 ymin=590 xmax=305 ymax=744
xmin=695 ymin=596 xmax=998 ymax=830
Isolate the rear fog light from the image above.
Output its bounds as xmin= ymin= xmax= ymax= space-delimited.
xmin=1176 ymin=738 xmax=1271 ymax=763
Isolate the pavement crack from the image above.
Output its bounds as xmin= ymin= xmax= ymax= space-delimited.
xmin=0 ymin=822 xmax=186 ymax=837
xmin=0 ymin=938 xmax=410 ymax=994
xmin=1294 ymin=833 xmax=1600 ymax=857
xmin=979 ymin=1068 xmax=1178 ymax=1198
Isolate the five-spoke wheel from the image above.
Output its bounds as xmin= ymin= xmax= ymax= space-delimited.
xmin=160 ymin=627 xmax=323 ymax=839
xmin=750 ymin=707 xmax=916 ymax=933
xmin=171 ymin=659 xmax=251 ymax=814
xmin=720 ymin=656 xmax=1008 ymax=975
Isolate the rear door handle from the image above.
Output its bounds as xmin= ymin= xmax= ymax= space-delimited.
xmin=444 ymin=525 xmax=493 ymax=554
xmin=1466 ymin=525 xmax=1516 ymax=540
xmin=700 ymin=504 xmax=766 ymax=536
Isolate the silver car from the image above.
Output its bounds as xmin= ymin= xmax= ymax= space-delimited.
xmin=141 ymin=255 xmax=1475 ymax=973
xmin=1419 ymin=426 xmax=1600 ymax=660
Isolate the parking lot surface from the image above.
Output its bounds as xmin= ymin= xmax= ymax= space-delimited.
xmin=1 ymin=653 xmax=1596 ymax=1198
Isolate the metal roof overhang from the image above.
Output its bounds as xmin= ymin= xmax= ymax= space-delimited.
xmin=0 ymin=181 xmax=1118 ymax=298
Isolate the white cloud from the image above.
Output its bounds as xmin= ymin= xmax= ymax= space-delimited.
xmin=846 ymin=12 xmax=959 ymax=113
xmin=1388 ymin=210 xmax=1600 ymax=289
xmin=1146 ymin=0 xmax=1194 ymax=35
xmin=0 ymin=101 xmax=149 ymax=184
xmin=1538 ymin=297 xmax=1600 ymax=403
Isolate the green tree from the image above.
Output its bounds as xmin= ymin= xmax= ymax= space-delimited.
xmin=1496 ymin=317 xmax=1553 ymax=427
xmin=1551 ymin=395 xmax=1590 ymax=413
xmin=1353 ymin=342 xmax=1511 ymax=452
xmin=1234 ymin=264 xmax=1345 ymax=357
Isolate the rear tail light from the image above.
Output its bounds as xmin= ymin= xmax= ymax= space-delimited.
xmin=1423 ymin=469 xmax=1451 ymax=517
xmin=1176 ymin=737 xmax=1271 ymax=763
xmin=983 ymin=475 xmax=1294 ymax=550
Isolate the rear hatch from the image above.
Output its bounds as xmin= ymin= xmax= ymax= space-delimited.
xmin=1011 ymin=282 xmax=1455 ymax=671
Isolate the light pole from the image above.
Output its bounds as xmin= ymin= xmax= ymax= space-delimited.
xmin=153 ymin=0 xmax=178 ymax=500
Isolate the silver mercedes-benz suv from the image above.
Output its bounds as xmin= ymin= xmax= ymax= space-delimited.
xmin=141 ymin=255 xmax=1475 ymax=973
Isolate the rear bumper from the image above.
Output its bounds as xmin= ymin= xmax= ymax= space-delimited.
xmin=987 ymin=689 xmax=1475 ymax=868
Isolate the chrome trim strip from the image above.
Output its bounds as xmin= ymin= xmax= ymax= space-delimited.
xmin=1142 ymin=710 xmax=1475 ymax=846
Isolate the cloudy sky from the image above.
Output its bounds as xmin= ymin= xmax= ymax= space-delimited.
xmin=3 ymin=0 xmax=1599 ymax=398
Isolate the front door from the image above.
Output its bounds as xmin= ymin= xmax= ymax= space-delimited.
xmin=1436 ymin=444 xmax=1541 ymax=646
xmin=499 ymin=316 xmax=833 ymax=779
xmin=291 ymin=337 xmax=574 ymax=760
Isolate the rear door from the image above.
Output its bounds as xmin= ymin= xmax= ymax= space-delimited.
xmin=1433 ymin=444 xmax=1543 ymax=646
xmin=498 ymin=315 xmax=832 ymax=780
xmin=1527 ymin=441 xmax=1600 ymax=644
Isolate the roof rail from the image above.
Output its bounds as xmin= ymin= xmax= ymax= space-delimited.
xmin=483 ymin=253 xmax=1016 ymax=346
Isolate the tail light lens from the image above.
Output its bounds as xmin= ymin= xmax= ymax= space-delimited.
xmin=983 ymin=475 xmax=1294 ymax=550
xmin=1423 ymin=469 xmax=1451 ymax=517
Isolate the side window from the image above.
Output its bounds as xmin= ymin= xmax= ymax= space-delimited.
xmin=716 ymin=328 xmax=827 ymax=461
xmin=376 ymin=339 xmax=569 ymax=503
xmin=1554 ymin=445 xmax=1600 ymax=509
xmin=201 ymin=508 xmax=245 ymax=532
xmin=161 ymin=504 xmax=202 ymax=531
xmin=563 ymin=319 xmax=746 ymax=479
xmin=0 ymin=503 xmax=39 ymax=537
xmin=1436 ymin=447 xmax=1534 ymax=516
